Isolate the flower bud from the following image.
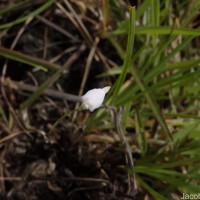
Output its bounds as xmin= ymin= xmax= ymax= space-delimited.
xmin=81 ymin=86 xmax=110 ymax=112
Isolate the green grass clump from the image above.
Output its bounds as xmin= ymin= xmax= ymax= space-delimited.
xmin=88 ymin=0 xmax=200 ymax=198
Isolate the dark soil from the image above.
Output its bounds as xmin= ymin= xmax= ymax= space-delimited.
xmin=0 ymin=1 xmax=138 ymax=200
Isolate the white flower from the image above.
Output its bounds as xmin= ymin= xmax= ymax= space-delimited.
xmin=81 ymin=86 xmax=110 ymax=112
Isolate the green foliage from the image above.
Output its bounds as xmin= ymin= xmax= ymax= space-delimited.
xmin=111 ymin=6 xmax=135 ymax=102
xmin=88 ymin=0 xmax=200 ymax=198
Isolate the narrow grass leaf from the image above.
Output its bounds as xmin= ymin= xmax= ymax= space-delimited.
xmin=110 ymin=27 xmax=200 ymax=36
xmin=131 ymin=62 xmax=173 ymax=142
xmin=111 ymin=6 xmax=135 ymax=102
xmin=108 ymin=0 xmax=124 ymax=22
xmin=0 ymin=0 xmax=54 ymax=30
xmin=136 ymin=0 xmax=151 ymax=19
xmin=136 ymin=27 xmax=200 ymax=36
xmin=145 ymin=36 xmax=194 ymax=81
xmin=150 ymin=0 xmax=160 ymax=46
xmin=136 ymin=176 xmax=167 ymax=200
xmin=20 ymin=63 xmax=67 ymax=110
xmin=0 ymin=105 xmax=8 ymax=123
xmin=0 ymin=46 xmax=61 ymax=71
xmin=135 ymin=108 xmax=147 ymax=157
xmin=0 ymin=0 xmax=31 ymax=15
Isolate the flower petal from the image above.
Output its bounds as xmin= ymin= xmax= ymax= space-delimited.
xmin=81 ymin=86 xmax=111 ymax=112
xmin=102 ymin=86 xmax=110 ymax=94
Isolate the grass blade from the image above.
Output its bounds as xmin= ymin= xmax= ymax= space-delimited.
xmin=0 ymin=46 xmax=61 ymax=71
xmin=0 ymin=0 xmax=54 ymax=30
xmin=111 ymin=6 xmax=135 ymax=102
xmin=137 ymin=176 xmax=167 ymax=200
xmin=131 ymin=61 xmax=173 ymax=143
xmin=110 ymin=26 xmax=200 ymax=36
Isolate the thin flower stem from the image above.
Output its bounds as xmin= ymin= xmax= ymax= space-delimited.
xmin=105 ymin=105 xmax=138 ymax=197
